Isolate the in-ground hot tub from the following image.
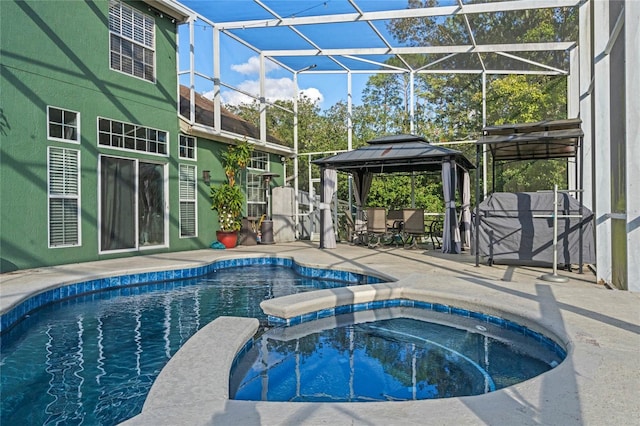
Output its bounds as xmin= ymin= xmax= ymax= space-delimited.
xmin=231 ymin=304 xmax=566 ymax=402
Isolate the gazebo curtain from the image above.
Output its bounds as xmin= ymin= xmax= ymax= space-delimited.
xmin=319 ymin=162 xmax=471 ymax=253
xmin=352 ymin=171 xmax=373 ymax=235
xmin=319 ymin=168 xmax=337 ymax=249
xmin=441 ymin=160 xmax=461 ymax=253
xmin=459 ymin=167 xmax=471 ymax=250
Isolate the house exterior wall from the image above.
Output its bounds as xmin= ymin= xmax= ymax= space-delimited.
xmin=0 ymin=0 xmax=286 ymax=272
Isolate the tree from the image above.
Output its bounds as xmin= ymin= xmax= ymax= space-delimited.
xmin=383 ymin=1 xmax=578 ymax=194
xmin=360 ymin=72 xmax=411 ymax=135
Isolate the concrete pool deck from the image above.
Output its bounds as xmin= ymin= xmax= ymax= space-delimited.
xmin=1 ymin=241 xmax=639 ymax=425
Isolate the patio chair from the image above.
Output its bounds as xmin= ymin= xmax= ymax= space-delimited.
xmin=402 ymin=208 xmax=426 ymax=249
xmin=428 ymin=215 xmax=443 ymax=249
xmin=342 ymin=209 xmax=366 ymax=245
xmin=341 ymin=209 xmax=355 ymax=243
xmin=366 ymin=207 xmax=388 ymax=248
xmin=386 ymin=210 xmax=404 ymax=247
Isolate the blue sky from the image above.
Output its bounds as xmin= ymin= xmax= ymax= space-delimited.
xmin=177 ymin=1 xmax=385 ymax=110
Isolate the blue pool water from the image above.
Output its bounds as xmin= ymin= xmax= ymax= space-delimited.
xmin=0 ymin=264 xmax=354 ymax=425
xmin=231 ymin=308 xmax=565 ymax=402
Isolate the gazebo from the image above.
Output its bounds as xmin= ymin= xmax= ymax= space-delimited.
xmin=313 ymin=134 xmax=475 ymax=253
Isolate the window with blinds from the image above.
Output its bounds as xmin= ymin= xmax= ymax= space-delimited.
xmin=108 ymin=0 xmax=155 ymax=82
xmin=48 ymin=146 xmax=80 ymax=247
xmin=179 ymin=164 xmax=197 ymax=237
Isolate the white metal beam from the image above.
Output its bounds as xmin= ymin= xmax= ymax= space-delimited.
xmin=217 ymin=0 xmax=582 ymax=30
xmin=262 ymin=42 xmax=576 ymax=57
xmin=579 ymin=0 xmax=593 ymax=211
xmin=213 ymin=27 xmax=221 ymax=131
xmin=495 ymin=52 xmax=568 ymax=75
xmin=567 ymin=46 xmax=579 ymax=190
xmin=341 ymin=55 xmax=409 ymax=72
xmin=259 ymin=53 xmax=266 ymax=142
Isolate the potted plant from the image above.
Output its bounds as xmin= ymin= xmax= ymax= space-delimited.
xmin=210 ymin=141 xmax=253 ymax=248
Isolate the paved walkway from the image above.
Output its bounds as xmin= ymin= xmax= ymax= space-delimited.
xmin=2 ymin=242 xmax=639 ymax=425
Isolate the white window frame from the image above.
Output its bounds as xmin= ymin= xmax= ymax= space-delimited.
xmin=249 ymin=150 xmax=269 ymax=171
xmin=178 ymin=134 xmax=197 ymax=160
xmin=47 ymin=106 xmax=80 ymax=143
xmin=48 ymin=146 xmax=81 ymax=248
xmin=97 ymin=117 xmax=168 ymax=157
xmin=108 ymin=0 xmax=156 ymax=82
xmin=98 ymin=154 xmax=169 ymax=254
xmin=179 ymin=164 xmax=197 ymax=238
xmin=246 ymin=151 xmax=269 ymax=219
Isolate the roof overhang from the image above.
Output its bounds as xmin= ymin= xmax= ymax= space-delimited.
xmin=179 ymin=116 xmax=295 ymax=156
xmin=143 ymin=0 xmax=194 ymax=24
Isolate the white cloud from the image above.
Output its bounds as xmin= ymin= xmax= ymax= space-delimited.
xmin=299 ymin=87 xmax=323 ymax=103
xmin=216 ymin=77 xmax=324 ymax=106
xmin=214 ymin=56 xmax=324 ymax=105
xmin=231 ymin=56 xmax=279 ymax=75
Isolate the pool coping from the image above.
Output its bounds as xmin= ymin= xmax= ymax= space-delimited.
xmin=130 ymin=277 xmax=573 ymax=421
xmin=260 ymin=281 xmax=569 ymax=345
xmin=0 ymin=253 xmax=391 ymax=333
xmin=2 ymin=245 xmax=638 ymax=425
xmin=123 ymin=270 xmax=639 ymax=426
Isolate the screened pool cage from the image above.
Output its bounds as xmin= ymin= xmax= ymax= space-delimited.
xmin=174 ymin=0 xmax=589 ymax=240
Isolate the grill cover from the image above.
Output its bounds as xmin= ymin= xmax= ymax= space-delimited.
xmin=473 ymin=192 xmax=595 ymax=266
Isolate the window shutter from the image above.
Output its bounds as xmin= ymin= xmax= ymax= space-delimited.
xmin=179 ymin=164 xmax=196 ymax=237
xmin=179 ymin=202 xmax=196 ymax=237
xmin=49 ymin=199 xmax=79 ymax=246
xmin=48 ymin=147 xmax=80 ymax=246
xmin=108 ymin=0 xmax=120 ymax=33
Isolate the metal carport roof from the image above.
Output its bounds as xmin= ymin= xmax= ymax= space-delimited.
xmin=479 ymin=118 xmax=583 ymax=162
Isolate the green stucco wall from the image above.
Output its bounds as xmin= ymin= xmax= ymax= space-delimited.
xmin=0 ymin=0 xmax=180 ymax=271
xmin=0 ymin=0 xmax=286 ymax=272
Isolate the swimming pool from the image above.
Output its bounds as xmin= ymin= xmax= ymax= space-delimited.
xmin=230 ymin=307 xmax=565 ymax=402
xmin=0 ymin=261 xmax=372 ymax=426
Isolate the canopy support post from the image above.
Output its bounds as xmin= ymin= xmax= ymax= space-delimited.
xmin=475 ymin=142 xmax=481 ymax=267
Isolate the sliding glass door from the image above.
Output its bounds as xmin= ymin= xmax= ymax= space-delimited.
xmin=138 ymin=162 xmax=165 ymax=246
xmin=100 ymin=156 xmax=166 ymax=252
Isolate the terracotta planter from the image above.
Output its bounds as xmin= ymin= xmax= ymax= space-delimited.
xmin=216 ymin=230 xmax=238 ymax=249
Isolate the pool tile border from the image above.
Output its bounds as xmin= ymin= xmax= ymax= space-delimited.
xmin=265 ymin=299 xmax=567 ymax=360
xmin=1 ymin=255 xmax=565 ymax=363
xmin=0 ymin=256 xmax=383 ymax=333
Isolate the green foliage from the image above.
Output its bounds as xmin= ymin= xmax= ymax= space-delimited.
xmin=485 ymin=74 xmax=569 ymax=191
xmin=210 ymin=183 xmax=243 ymax=231
xmin=382 ymin=3 xmax=577 ymax=194
xmin=366 ymin=175 xmax=443 ymax=212
xmin=221 ymin=140 xmax=253 ymax=186
xmin=210 ymin=141 xmax=253 ymax=232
